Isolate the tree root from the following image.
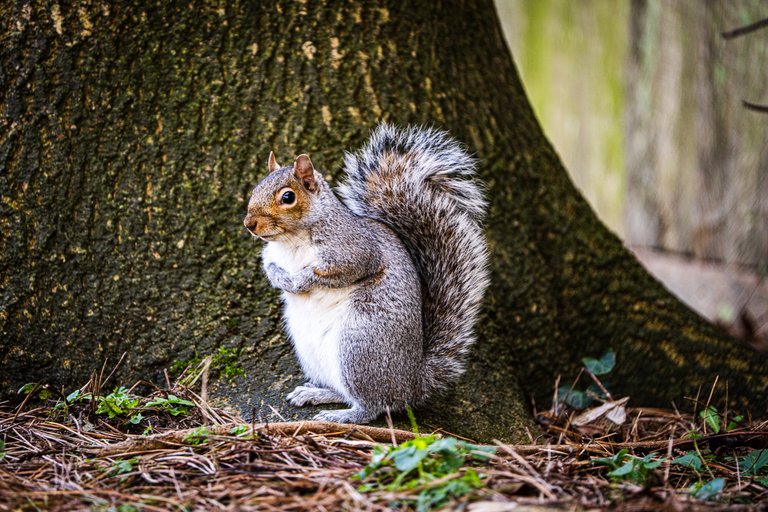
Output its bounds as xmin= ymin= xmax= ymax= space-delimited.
xmin=86 ymin=421 xmax=424 ymax=457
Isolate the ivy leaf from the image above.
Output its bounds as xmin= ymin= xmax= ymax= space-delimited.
xmin=671 ymin=452 xmax=702 ymax=471
xmin=699 ymin=406 xmax=721 ymax=434
xmin=145 ymin=397 xmax=167 ymax=407
xmin=416 ymin=470 xmax=482 ymax=512
xmin=557 ymin=386 xmax=593 ymax=409
xmin=229 ymin=425 xmax=248 ymax=436
xmin=726 ymin=415 xmax=743 ymax=431
xmin=593 ymin=448 xmax=628 ymax=470
xmin=739 ymin=449 xmax=768 ymax=477
xmin=582 ymin=350 xmax=616 ymax=376
xmin=691 ymin=477 xmax=725 ymax=500
xmin=392 ymin=445 xmax=428 ymax=472
xmin=460 ymin=442 xmax=496 ymax=461
xmin=641 ymin=456 xmax=663 ymax=469
xmin=608 ymin=460 xmax=635 ymax=477
xmin=166 ymin=395 xmax=194 ymax=407
xmin=18 ymin=383 xmax=37 ymax=395
xmin=684 ymin=429 xmax=703 ymax=440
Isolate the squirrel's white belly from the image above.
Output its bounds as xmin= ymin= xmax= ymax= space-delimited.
xmin=262 ymin=238 xmax=351 ymax=396
xmin=282 ymin=288 xmax=351 ymax=395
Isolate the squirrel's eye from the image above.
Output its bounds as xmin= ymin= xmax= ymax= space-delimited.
xmin=280 ymin=190 xmax=296 ymax=205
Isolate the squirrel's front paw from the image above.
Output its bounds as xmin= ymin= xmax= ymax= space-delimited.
xmin=286 ymin=385 xmax=345 ymax=407
xmin=265 ymin=263 xmax=294 ymax=291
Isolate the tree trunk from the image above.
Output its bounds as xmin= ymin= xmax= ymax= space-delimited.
xmin=1 ymin=1 xmax=765 ymax=442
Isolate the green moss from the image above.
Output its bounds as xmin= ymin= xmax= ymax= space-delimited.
xmin=171 ymin=346 xmax=245 ymax=383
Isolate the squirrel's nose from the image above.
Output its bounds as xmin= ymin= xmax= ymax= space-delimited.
xmin=244 ymin=214 xmax=258 ymax=233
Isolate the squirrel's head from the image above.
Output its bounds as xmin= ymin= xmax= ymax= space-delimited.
xmin=244 ymin=152 xmax=322 ymax=241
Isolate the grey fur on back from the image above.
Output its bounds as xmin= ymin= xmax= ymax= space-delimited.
xmin=338 ymin=124 xmax=490 ymax=398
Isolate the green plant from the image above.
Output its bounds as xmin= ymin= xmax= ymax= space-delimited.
xmin=229 ymin=425 xmax=249 ymax=436
xmin=0 ymin=439 xmax=5 ymax=461
xmin=727 ymin=415 xmax=744 ymax=431
xmin=684 ymin=429 xmax=704 ymax=440
xmin=108 ymin=503 xmax=141 ymax=512
xmin=54 ymin=388 xmax=95 ymax=411
xmin=66 ymin=389 xmax=90 ymax=404
xmin=95 ymin=387 xmax=140 ymax=419
xmin=556 ymin=387 xmax=593 ymax=409
xmin=582 ymin=351 xmax=616 ymax=376
xmin=171 ymin=346 xmax=245 ymax=384
xmin=689 ymin=478 xmax=725 ymax=500
xmin=355 ymin=435 xmax=494 ymax=511
xmin=739 ymin=449 xmax=768 ymax=482
xmin=107 ymin=457 xmax=139 ymax=477
xmin=18 ymin=383 xmax=52 ymax=401
xmin=214 ymin=346 xmax=245 ymax=380
xmin=182 ymin=426 xmax=210 ymax=445
xmin=169 ymin=357 xmax=194 ymax=376
xmin=671 ymin=452 xmax=704 ymax=472
xmin=699 ymin=406 xmax=721 ymax=434
xmin=671 ymin=438 xmax=726 ymax=497
xmin=557 ymin=350 xmax=615 ymax=410
xmin=145 ymin=394 xmax=196 ymax=416
xmin=592 ymin=449 xmax=662 ymax=485
xmin=128 ymin=413 xmax=144 ymax=424
xmin=697 ymin=405 xmax=743 ymax=435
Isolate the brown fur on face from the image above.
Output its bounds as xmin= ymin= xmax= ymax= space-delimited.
xmin=244 ymin=157 xmax=319 ymax=240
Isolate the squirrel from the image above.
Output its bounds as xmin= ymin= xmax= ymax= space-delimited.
xmin=243 ymin=124 xmax=489 ymax=424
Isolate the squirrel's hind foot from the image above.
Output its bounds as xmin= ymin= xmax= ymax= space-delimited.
xmin=287 ymin=387 xmax=379 ymax=423
xmin=313 ymin=406 xmax=379 ymax=424
xmin=286 ymin=385 xmax=345 ymax=407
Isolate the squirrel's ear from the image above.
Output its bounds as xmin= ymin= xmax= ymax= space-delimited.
xmin=268 ymin=151 xmax=280 ymax=173
xmin=293 ymin=154 xmax=317 ymax=192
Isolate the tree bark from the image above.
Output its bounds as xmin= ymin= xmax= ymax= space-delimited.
xmin=1 ymin=0 xmax=765 ymax=442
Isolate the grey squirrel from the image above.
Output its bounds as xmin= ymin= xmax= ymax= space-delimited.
xmin=243 ymin=124 xmax=489 ymax=424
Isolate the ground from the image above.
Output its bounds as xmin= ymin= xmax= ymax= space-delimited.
xmin=2 ymin=362 xmax=766 ymax=510
xmin=634 ymin=248 xmax=768 ymax=352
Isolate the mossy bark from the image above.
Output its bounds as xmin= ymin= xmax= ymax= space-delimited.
xmin=1 ymin=1 xmax=765 ymax=442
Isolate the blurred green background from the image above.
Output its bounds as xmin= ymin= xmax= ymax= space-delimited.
xmin=496 ymin=0 xmax=628 ymax=235
xmin=495 ymin=0 xmax=768 ymax=346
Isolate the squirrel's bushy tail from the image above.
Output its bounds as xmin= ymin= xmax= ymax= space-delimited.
xmin=338 ymin=124 xmax=490 ymax=399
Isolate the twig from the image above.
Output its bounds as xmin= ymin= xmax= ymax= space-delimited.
xmin=742 ymin=100 xmax=768 ymax=114
xmin=703 ymin=376 xmax=719 ymax=435
xmin=663 ymin=430 xmax=675 ymax=486
xmin=585 ymin=370 xmax=613 ymax=402
xmin=494 ymin=441 xmax=557 ymax=500
xmin=543 ymin=426 xmax=767 ymax=454
xmin=384 ymin=407 xmax=397 ymax=447
xmin=721 ymin=17 xmax=768 ymax=39
xmin=102 ymin=352 xmax=127 ymax=389
xmin=200 ymin=356 xmax=212 ymax=404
